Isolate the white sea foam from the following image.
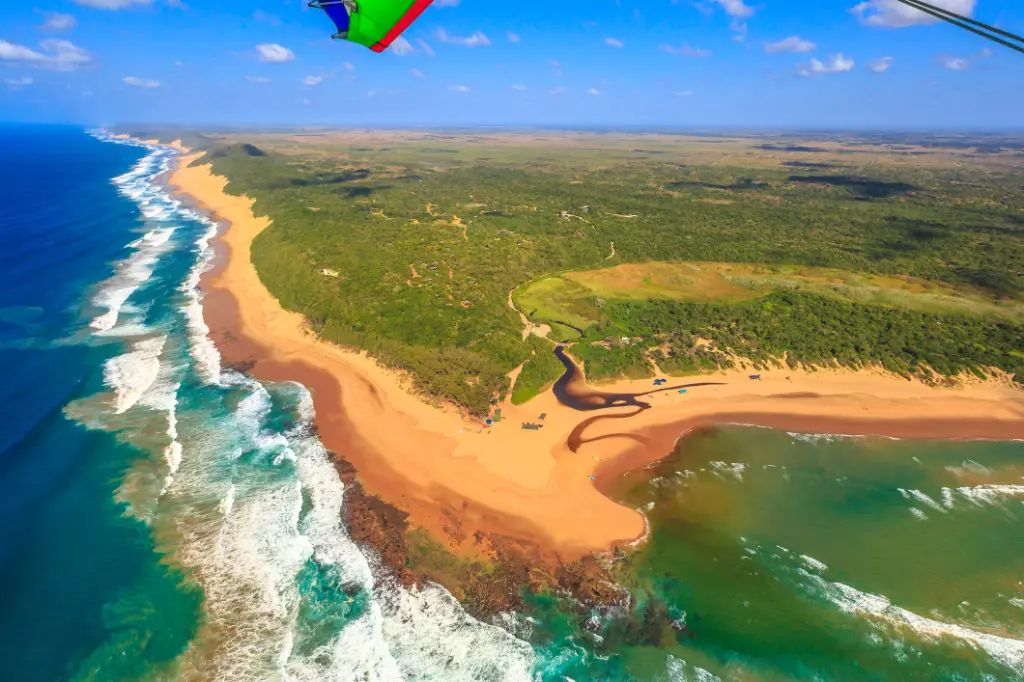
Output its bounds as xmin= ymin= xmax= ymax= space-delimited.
xmin=709 ymin=461 xmax=746 ymax=481
xmin=957 ymin=485 xmax=1024 ymax=506
xmin=909 ymin=507 xmax=929 ymax=521
xmin=103 ymin=335 xmax=167 ymax=413
xmin=800 ymin=554 xmax=829 ymax=573
xmin=787 ymin=431 xmax=868 ymax=443
xmin=89 ymin=143 xmax=181 ymax=333
xmin=808 ymin=573 xmax=1024 ymax=674
xmin=666 ymin=655 xmax=721 ymax=682
xmin=180 ymin=217 xmax=222 ymax=383
xmin=897 ymin=488 xmax=947 ymax=514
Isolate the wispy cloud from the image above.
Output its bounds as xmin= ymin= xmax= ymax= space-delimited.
xmin=435 ymin=29 xmax=491 ymax=47
xmin=550 ymin=86 xmax=565 ymax=95
xmin=246 ymin=75 xmax=270 ymax=83
xmin=933 ymin=49 xmax=989 ymax=71
xmin=391 ymin=36 xmax=416 ymax=56
xmin=511 ymin=84 xmax=527 ymax=91
xmin=659 ymin=43 xmax=711 ymax=57
xmin=36 ymin=11 xmax=77 ymax=32
xmin=851 ymin=0 xmax=976 ymax=27
xmin=5 ymin=77 xmax=34 ymax=86
xmin=417 ymin=39 xmax=435 ymax=56
xmin=712 ymin=0 xmax=755 ymax=18
xmin=411 ymin=68 xmax=425 ymax=78
xmin=302 ymin=75 xmax=324 ymax=86
xmin=587 ymin=88 xmax=601 ymax=95
xmin=340 ymin=61 xmax=355 ymax=71
xmin=764 ymin=36 xmax=816 ymax=53
xmin=0 ymin=39 xmax=93 ymax=71
xmin=605 ymin=37 xmax=623 ymax=48
xmin=676 ymin=90 xmax=693 ymax=96
xmin=449 ymin=84 xmax=471 ymax=92
xmin=507 ymin=32 xmax=521 ymax=43
xmin=435 ymin=0 xmax=461 ymax=6
xmin=868 ymin=56 xmax=894 ymax=73
xmin=123 ymin=75 xmax=159 ymax=88
xmin=796 ymin=53 xmax=855 ymax=77
xmin=256 ymin=43 xmax=295 ymax=63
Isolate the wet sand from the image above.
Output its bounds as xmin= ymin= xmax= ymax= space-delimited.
xmin=168 ymin=148 xmax=1024 ymax=560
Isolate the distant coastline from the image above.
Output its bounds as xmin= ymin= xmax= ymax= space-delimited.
xmin=160 ymin=137 xmax=1024 ymax=570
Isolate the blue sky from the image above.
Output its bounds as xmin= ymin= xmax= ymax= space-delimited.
xmin=1 ymin=0 xmax=1021 ymax=128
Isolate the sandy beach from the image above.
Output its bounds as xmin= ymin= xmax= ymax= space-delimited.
xmin=168 ymin=148 xmax=1024 ymax=560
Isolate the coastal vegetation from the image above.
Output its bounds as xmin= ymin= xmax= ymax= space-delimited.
xmin=198 ymin=131 xmax=1024 ymax=411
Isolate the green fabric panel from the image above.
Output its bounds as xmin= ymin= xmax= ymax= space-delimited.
xmin=348 ymin=0 xmax=415 ymax=47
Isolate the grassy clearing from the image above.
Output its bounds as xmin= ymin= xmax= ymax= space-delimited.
xmin=520 ymin=261 xmax=1024 ymax=329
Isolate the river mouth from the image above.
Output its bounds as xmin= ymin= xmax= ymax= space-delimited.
xmin=551 ymin=345 xmax=726 ymax=451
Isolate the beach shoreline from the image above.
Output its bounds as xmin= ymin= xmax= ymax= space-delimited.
xmin=165 ymin=145 xmax=1024 ymax=562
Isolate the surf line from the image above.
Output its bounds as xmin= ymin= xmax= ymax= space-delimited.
xmin=550 ymin=345 xmax=725 ymax=452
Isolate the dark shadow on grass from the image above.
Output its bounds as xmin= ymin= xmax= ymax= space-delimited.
xmin=787 ymin=174 xmax=916 ymax=199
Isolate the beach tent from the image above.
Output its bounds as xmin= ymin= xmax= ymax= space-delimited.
xmin=309 ymin=0 xmax=434 ymax=52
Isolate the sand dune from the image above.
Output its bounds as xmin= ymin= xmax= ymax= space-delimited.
xmin=169 ymin=149 xmax=1024 ymax=559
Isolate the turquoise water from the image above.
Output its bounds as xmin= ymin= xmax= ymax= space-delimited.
xmin=1 ymin=127 xmax=1021 ymax=681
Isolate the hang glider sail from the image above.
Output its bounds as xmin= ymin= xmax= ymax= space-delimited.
xmin=309 ymin=0 xmax=434 ymax=53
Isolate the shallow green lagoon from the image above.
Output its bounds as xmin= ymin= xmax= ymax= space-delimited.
xmin=525 ymin=427 xmax=1024 ymax=682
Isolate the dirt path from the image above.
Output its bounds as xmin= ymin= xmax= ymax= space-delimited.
xmin=606 ymin=241 xmax=616 ymax=260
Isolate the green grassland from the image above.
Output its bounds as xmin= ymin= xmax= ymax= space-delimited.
xmin=198 ymin=130 xmax=1024 ymax=410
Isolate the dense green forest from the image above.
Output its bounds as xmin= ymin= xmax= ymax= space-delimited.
xmin=202 ymin=132 xmax=1023 ymax=412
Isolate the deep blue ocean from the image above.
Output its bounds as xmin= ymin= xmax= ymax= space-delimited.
xmin=0 ymin=126 xmax=1021 ymax=682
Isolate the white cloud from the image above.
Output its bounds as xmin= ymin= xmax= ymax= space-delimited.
xmin=246 ymin=75 xmax=270 ymax=83
xmin=507 ymin=32 xmax=521 ymax=43
xmin=302 ymin=98 xmax=310 ymax=105
xmin=256 ymin=43 xmax=295 ymax=63
xmin=302 ymin=75 xmax=324 ymax=86
xmin=765 ymin=36 xmax=816 ymax=53
xmin=391 ymin=36 xmax=416 ymax=56
xmin=868 ymin=56 xmax=894 ymax=73
xmin=449 ymin=84 xmax=471 ymax=92
xmin=712 ymin=0 xmax=755 ymax=18
xmin=605 ymin=37 xmax=623 ymax=48
xmin=587 ymin=88 xmax=601 ymax=95
xmin=659 ymin=43 xmax=711 ymax=57
xmin=123 ymin=76 xmax=159 ymax=88
xmin=411 ymin=68 xmax=425 ymax=78
xmin=37 ymin=11 xmax=77 ymax=32
xmin=340 ymin=61 xmax=355 ymax=71
xmin=550 ymin=86 xmax=564 ymax=95
xmin=935 ymin=54 xmax=970 ymax=70
xmin=851 ymin=0 xmax=976 ymax=27
xmin=73 ymin=0 xmax=155 ymax=8
xmin=511 ymin=84 xmax=527 ymax=91
xmin=5 ymin=77 xmax=34 ymax=86
xmin=417 ymin=39 xmax=435 ymax=56
xmin=435 ymin=29 xmax=490 ymax=47
xmin=173 ymin=60 xmax=184 ymax=67
xmin=0 ymin=39 xmax=93 ymax=71
xmin=797 ymin=53 xmax=855 ymax=77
